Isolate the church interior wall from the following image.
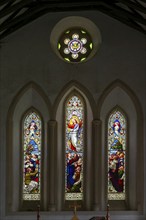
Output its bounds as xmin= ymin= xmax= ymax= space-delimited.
xmin=0 ymin=10 xmax=145 ymax=220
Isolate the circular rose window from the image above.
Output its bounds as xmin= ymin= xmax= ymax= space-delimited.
xmin=50 ymin=16 xmax=102 ymax=64
xmin=58 ymin=29 xmax=93 ymax=63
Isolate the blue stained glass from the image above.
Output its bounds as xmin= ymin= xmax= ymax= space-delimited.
xmin=65 ymin=96 xmax=84 ymax=200
xmin=23 ymin=112 xmax=41 ymax=200
xmin=108 ymin=110 xmax=126 ymax=200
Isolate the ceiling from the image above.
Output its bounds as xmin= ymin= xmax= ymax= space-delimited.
xmin=0 ymin=0 xmax=146 ymax=40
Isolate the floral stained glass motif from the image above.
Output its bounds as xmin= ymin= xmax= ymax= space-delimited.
xmin=23 ymin=112 xmax=41 ymax=200
xmin=108 ymin=110 xmax=126 ymax=200
xmin=58 ymin=29 xmax=93 ymax=63
xmin=65 ymin=96 xmax=84 ymax=200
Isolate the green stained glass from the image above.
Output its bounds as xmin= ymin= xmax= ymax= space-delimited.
xmin=58 ymin=43 xmax=61 ymax=50
xmin=108 ymin=110 xmax=126 ymax=200
xmin=65 ymin=58 xmax=70 ymax=62
xmin=90 ymin=43 xmax=93 ymax=49
xmin=81 ymin=58 xmax=86 ymax=62
xmin=23 ymin=112 xmax=41 ymax=200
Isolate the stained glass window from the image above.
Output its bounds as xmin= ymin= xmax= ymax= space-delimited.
xmin=58 ymin=28 xmax=93 ymax=63
xmin=108 ymin=109 xmax=126 ymax=200
xmin=65 ymin=96 xmax=84 ymax=200
xmin=23 ymin=112 xmax=41 ymax=200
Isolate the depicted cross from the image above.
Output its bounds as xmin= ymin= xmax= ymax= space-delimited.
xmin=37 ymin=204 xmax=40 ymax=220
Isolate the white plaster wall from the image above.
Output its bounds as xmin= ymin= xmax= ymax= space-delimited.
xmin=0 ymin=10 xmax=145 ymax=220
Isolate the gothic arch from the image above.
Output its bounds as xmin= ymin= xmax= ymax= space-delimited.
xmin=7 ymin=81 xmax=51 ymax=119
xmin=6 ymin=82 xmax=51 ymax=213
xmin=54 ymin=82 xmax=94 ymax=211
xmin=21 ymin=108 xmax=43 ymax=207
xmin=98 ymin=79 xmax=144 ymax=211
xmin=53 ymin=80 xmax=96 ymax=119
xmin=106 ymin=105 xmax=128 ymax=202
xmin=97 ymin=79 xmax=143 ymax=119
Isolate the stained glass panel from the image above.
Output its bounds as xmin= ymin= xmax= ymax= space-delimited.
xmin=23 ymin=112 xmax=41 ymax=200
xmin=108 ymin=110 xmax=126 ymax=200
xmin=65 ymin=96 xmax=84 ymax=200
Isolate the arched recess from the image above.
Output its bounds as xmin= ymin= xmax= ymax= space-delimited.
xmin=54 ymin=81 xmax=95 ymax=211
xmin=6 ymin=82 xmax=51 ymax=213
xmin=98 ymin=80 xmax=144 ymax=212
xmin=53 ymin=80 xmax=96 ymax=119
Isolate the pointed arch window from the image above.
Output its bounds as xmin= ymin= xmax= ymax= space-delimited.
xmin=23 ymin=111 xmax=42 ymax=200
xmin=107 ymin=109 xmax=127 ymax=200
xmin=65 ymin=95 xmax=84 ymax=201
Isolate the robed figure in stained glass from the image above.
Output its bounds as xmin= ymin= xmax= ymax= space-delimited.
xmin=65 ymin=96 xmax=84 ymax=201
xmin=23 ymin=112 xmax=41 ymax=200
xmin=67 ymin=115 xmax=82 ymax=152
xmin=108 ymin=110 xmax=126 ymax=200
